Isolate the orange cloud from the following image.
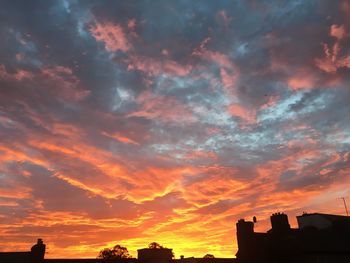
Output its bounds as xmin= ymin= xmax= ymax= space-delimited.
xmin=0 ymin=64 xmax=33 ymax=81
xmin=228 ymin=104 xmax=256 ymax=124
xmin=41 ymin=66 xmax=90 ymax=101
xmin=90 ymin=21 xmax=130 ymax=52
xmin=287 ymin=73 xmax=316 ymax=90
xmin=102 ymin=131 xmax=139 ymax=145
xmin=192 ymin=40 xmax=240 ymax=97
xmin=315 ymin=24 xmax=350 ymax=73
xmin=127 ymin=56 xmax=192 ymax=77
xmin=184 ymin=150 xmax=217 ymax=160
xmin=128 ymin=91 xmax=196 ymax=124
xmin=330 ymin=24 xmax=346 ymax=39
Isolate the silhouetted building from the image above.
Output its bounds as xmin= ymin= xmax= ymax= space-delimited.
xmin=137 ymin=248 xmax=173 ymax=263
xmin=0 ymin=251 xmax=32 ymax=263
xmin=0 ymin=239 xmax=46 ymax=263
xmin=174 ymin=257 xmax=235 ymax=263
xmin=235 ymin=212 xmax=350 ymax=263
xmin=297 ymin=212 xmax=350 ymax=231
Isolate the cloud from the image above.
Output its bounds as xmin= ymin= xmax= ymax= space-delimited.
xmin=127 ymin=56 xmax=192 ymax=77
xmin=128 ymin=91 xmax=196 ymax=124
xmin=102 ymin=131 xmax=139 ymax=145
xmin=90 ymin=21 xmax=131 ymax=52
xmin=228 ymin=104 xmax=256 ymax=124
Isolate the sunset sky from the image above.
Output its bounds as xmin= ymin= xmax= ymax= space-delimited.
xmin=1 ymin=0 xmax=350 ymax=259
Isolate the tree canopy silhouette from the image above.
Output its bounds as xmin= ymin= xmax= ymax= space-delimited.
xmin=148 ymin=242 xmax=164 ymax=249
xmin=97 ymin=244 xmax=131 ymax=259
xmin=203 ymin=254 xmax=215 ymax=258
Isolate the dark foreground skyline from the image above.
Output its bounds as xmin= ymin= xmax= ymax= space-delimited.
xmin=1 ymin=211 xmax=350 ymax=263
xmin=1 ymin=0 xmax=350 ymax=258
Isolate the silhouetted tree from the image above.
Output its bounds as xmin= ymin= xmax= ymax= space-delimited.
xmin=203 ymin=254 xmax=215 ymax=258
xmin=148 ymin=242 xmax=164 ymax=249
xmin=97 ymin=244 xmax=131 ymax=259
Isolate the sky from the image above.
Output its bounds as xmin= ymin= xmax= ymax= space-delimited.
xmin=1 ymin=0 xmax=350 ymax=259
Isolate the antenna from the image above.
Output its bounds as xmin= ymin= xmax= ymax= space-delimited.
xmin=340 ymin=197 xmax=349 ymax=216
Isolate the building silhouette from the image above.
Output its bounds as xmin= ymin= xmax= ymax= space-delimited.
xmin=0 ymin=238 xmax=46 ymax=263
xmin=236 ymin=212 xmax=350 ymax=263
xmin=137 ymin=247 xmax=173 ymax=263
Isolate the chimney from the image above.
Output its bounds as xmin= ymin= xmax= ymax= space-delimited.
xmin=270 ymin=213 xmax=290 ymax=234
